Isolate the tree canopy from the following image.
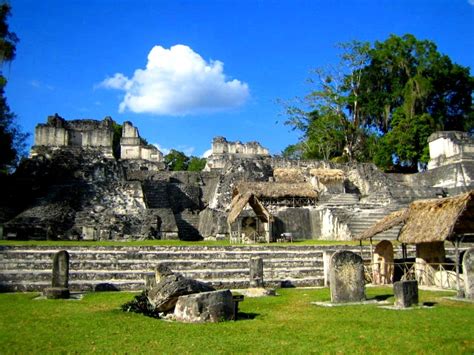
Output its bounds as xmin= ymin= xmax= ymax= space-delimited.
xmin=0 ymin=4 xmax=27 ymax=175
xmin=164 ymin=149 xmax=206 ymax=171
xmin=282 ymin=34 xmax=474 ymax=171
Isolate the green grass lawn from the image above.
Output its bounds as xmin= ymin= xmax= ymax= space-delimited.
xmin=0 ymin=287 xmax=472 ymax=354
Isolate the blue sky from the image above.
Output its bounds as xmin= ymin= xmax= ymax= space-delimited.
xmin=5 ymin=0 xmax=474 ymax=157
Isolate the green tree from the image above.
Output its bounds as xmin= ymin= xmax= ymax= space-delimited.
xmin=282 ymin=34 xmax=473 ymax=171
xmin=360 ymin=34 xmax=473 ymax=169
xmin=0 ymin=3 xmax=27 ymax=175
xmin=164 ymin=149 xmax=189 ymax=171
xmin=282 ymin=41 xmax=371 ymax=161
xmin=187 ymin=156 xmax=206 ymax=171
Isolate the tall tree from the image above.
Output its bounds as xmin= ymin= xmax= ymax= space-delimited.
xmin=360 ymin=34 xmax=473 ymax=169
xmin=282 ymin=41 xmax=372 ymax=161
xmin=187 ymin=156 xmax=206 ymax=171
xmin=0 ymin=3 xmax=26 ymax=175
xmin=164 ymin=149 xmax=190 ymax=171
xmin=282 ymin=34 xmax=473 ymax=171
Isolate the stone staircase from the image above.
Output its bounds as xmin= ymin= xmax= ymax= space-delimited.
xmin=142 ymin=181 xmax=170 ymax=208
xmin=347 ymin=207 xmax=403 ymax=241
xmin=0 ymin=245 xmax=372 ymax=292
xmin=326 ymin=193 xmax=360 ymax=205
xmin=175 ymin=210 xmax=201 ymax=240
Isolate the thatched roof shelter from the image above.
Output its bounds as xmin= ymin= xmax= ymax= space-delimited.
xmin=228 ymin=192 xmax=272 ymax=225
xmin=356 ymin=190 xmax=474 ymax=243
xmin=233 ymin=181 xmax=318 ymax=200
xmin=309 ymin=168 xmax=345 ymax=182
xmin=398 ymin=190 xmax=474 ymax=244
xmin=273 ymin=168 xmax=306 ymax=183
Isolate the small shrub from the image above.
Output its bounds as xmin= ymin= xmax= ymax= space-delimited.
xmin=121 ymin=291 xmax=160 ymax=319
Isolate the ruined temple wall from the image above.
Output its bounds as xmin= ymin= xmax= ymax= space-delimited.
xmin=407 ymin=161 xmax=474 ymax=190
xmin=428 ymin=131 xmax=474 ymax=170
xmin=33 ymin=116 xmax=114 ymax=153
xmin=72 ymin=129 xmax=113 ymax=147
xmin=34 ymin=125 xmax=68 ymax=146
xmin=120 ymin=121 xmax=163 ymax=162
xmin=212 ymin=138 xmax=269 ymax=155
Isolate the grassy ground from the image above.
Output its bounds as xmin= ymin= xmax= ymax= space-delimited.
xmin=0 ymin=287 xmax=472 ymax=354
xmin=0 ymin=239 xmax=368 ymax=247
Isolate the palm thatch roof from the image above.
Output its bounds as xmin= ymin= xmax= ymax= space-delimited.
xmin=273 ymin=168 xmax=306 ymax=183
xmin=355 ymin=209 xmax=409 ymax=240
xmin=398 ymin=190 xmax=474 ymax=244
xmin=228 ymin=192 xmax=273 ymax=225
xmin=309 ymin=168 xmax=345 ymax=182
xmin=233 ymin=181 xmax=318 ymax=199
xmin=356 ymin=190 xmax=474 ymax=244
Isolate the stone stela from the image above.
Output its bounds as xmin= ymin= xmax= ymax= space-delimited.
xmin=43 ymin=250 xmax=70 ymax=299
xmin=329 ymin=250 xmax=365 ymax=303
xmin=249 ymin=257 xmax=264 ymax=288
xmin=393 ymin=280 xmax=419 ymax=308
xmin=463 ymin=248 xmax=474 ymax=299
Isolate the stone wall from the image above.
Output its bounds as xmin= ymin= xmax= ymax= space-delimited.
xmin=204 ymin=136 xmax=270 ymax=171
xmin=32 ymin=114 xmax=114 ymax=158
xmin=428 ymin=131 xmax=474 ymax=170
xmin=120 ymin=121 xmax=163 ymax=163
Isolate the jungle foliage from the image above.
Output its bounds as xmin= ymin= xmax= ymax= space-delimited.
xmin=164 ymin=149 xmax=206 ymax=171
xmin=282 ymin=34 xmax=474 ymax=171
xmin=0 ymin=4 xmax=27 ymax=175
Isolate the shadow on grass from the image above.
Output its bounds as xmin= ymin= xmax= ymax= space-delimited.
xmin=368 ymin=294 xmax=393 ymax=301
xmin=236 ymin=312 xmax=259 ymax=321
xmin=422 ymin=302 xmax=437 ymax=307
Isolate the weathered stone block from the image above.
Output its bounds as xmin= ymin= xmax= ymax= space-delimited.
xmin=52 ymin=250 xmax=69 ymax=288
xmin=394 ymin=280 xmax=418 ymax=308
xmin=144 ymin=273 xmax=156 ymax=291
xmin=43 ymin=287 xmax=70 ymax=299
xmin=329 ymin=250 xmax=365 ymax=303
xmin=174 ymin=290 xmax=234 ymax=323
xmin=463 ymin=247 xmax=474 ymax=299
xmin=147 ymin=264 xmax=215 ymax=312
xmin=249 ymin=257 xmax=264 ymax=288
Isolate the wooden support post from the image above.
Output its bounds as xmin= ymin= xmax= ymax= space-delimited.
xmin=454 ymin=236 xmax=464 ymax=298
xmin=370 ymin=238 xmax=374 ymax=260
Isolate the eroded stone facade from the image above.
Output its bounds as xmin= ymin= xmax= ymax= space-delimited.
xmin=428 ymin=131 xmax=474 ymax=170
xmin=120 ymin=121 xmax=163 ymax=163
xmin=1 ymin=117 xmax=473 ymax=242
xmin=32 ymin=114 xmax=114 ymax=158
xmin=204 ymin=136 xmax=270 ymax=171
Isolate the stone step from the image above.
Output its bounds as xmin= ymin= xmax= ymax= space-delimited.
xmin=0 ymin=275 xmax=325 ymax=293
xmin=326 ymin=194 xmax=360 ymax=205
xmin=1 ymin=265 xmax=324 ymax=281
xmin=0 ymin=250 xmax=327 ymax=261
xmin=0 ymin=245 xmax=336 ymax=292
xmin=0 ymin=258 xmax=324 ymax=271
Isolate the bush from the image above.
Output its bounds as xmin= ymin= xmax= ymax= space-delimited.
xmin=121 ymin=291 xmax=160 ymax=318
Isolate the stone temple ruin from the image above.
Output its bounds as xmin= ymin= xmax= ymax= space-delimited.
xmin=0 ymin=115 xmax=473 ymax=243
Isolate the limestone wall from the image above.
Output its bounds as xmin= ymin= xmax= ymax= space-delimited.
xmin=428 ymin=131 xmax=474 ymax=170
xmin=204 ymin=136 xmax=270 ymax=171
xmin=34 ymin=126 xmax=68 ymax=146
xmin=120 ymin=121 xmax=163 ymax=162
xmin=32 ymin=114 xmax=114 ymax=157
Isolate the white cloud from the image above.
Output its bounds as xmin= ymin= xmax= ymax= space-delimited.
xmin=469 ymin=0 xmax=474 ymax=5
xmin=100 ymin=45 xmax=249 ymax=115
xmin=202 ymin=148 xmax=212 ymax=158
xmin=100 ymin=73 xmax=131 ymax=90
